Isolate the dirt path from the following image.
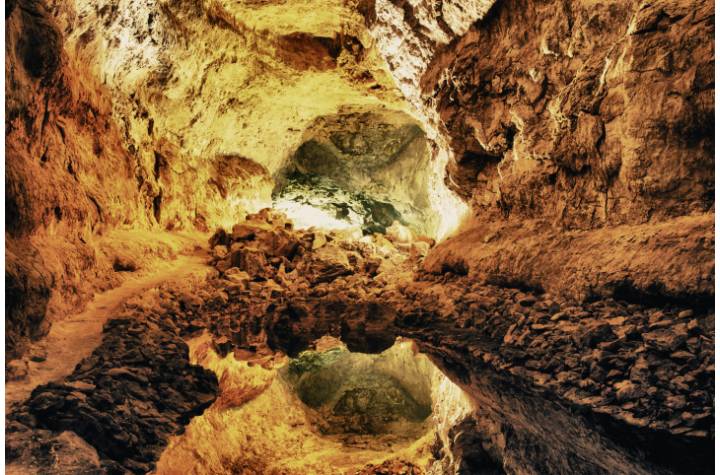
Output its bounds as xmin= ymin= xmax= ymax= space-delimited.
xmin=5 ymin=252 xmax=213 ymax=407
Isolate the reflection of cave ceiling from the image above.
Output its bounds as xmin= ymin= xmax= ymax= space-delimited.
xmin=4 ymin=0 xmax=716 ymax=474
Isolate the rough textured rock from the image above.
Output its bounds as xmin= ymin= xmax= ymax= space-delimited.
xmin=277 ymin=107 xmax=440 ymax=234
xmin=4 ymin=0 xmax=470 ymax=355
xmin=423 ymin=214 xmax=714 ymax=303
xmin=374 ymin=0 xmax=714 ymax=228
xmin=5 ymin=0 xmax=152 ymax=357
xmin=44 ymin=0 xmax=412 ymax=230
xmin=9 ymin=315 xmax=218 ymax=474
xmin=199 ymin=212 xmax=717 ymax=473
xmin=7 ymin=211 xmax=713 ymax=474
xmin=366 ymin=0 xmax=714 ymax=301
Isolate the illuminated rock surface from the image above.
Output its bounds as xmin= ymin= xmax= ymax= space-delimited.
xmin=7 ymin=211 xmax=714 ymax=474
xmin=4 ymin=0 xmax=714 ymax=473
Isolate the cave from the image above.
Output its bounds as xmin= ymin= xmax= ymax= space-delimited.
xmin=4 ymin=0 xmax=715 ymax=474
xmin=150 ymin=337 xmax=487 ymax=474
xmin=272 ymin=108 xmax=444 ymax=236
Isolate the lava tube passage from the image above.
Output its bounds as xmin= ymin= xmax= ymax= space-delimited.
xmin=6 ymin=0 xmax=714 ymax=473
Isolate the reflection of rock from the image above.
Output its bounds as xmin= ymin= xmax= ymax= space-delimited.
xmin=283 ymin=346 xmax=433 ymax=436
xmin=200 ymin=210 xmax=712 ymax=474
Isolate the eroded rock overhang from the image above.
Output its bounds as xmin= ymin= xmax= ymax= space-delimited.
xmin=273 ymin=107 xmax=464 ymax=237
xmin=52 ymin=0 xmax=468 ymax=240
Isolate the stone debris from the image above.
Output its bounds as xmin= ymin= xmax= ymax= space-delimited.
xmin=200 ymin=210 xmax=713 ymax=472
xmin=8 ymin=318 xmax=218 ymax=474
xmin=6 ymin=210 xmax=714 ymax=474
xmin=355 ymin=459 xmax=423 ymax=474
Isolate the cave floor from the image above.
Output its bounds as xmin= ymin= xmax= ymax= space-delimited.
xmin=5 ymin=210 xmax=714 ymax=475
xmin=6 ymin=252 xmax=214 ymax=408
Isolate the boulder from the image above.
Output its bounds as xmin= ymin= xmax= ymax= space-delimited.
xmin=230 ymin=248 xmax=269 ymax=278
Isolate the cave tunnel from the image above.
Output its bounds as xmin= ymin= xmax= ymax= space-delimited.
xmin=4 ymin=0 xmax=715 ymax=474
xmin=272 ymin=107 xmax=448 ymax=237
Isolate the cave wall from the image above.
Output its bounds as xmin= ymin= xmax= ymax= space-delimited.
xmin=6 ymin=0 xmax=713 ymax=352
xmin=368 ymin=0 xmax=713 ymax=227
xmin=5 ymin=0 xmax=430 ymax=355
xmin=278 ymin=107 xmax=441 ymax=234
xmin=365 ymin=0 xmax=714 ymax=300
xmin=421 ymin=0 xmax=714 ymax=228
xmin=5 ymin=0 xmax=156 ymax=356
xmin=47 ymin=0 xmax=415 ymax=230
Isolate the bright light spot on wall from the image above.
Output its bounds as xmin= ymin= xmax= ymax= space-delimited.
xmin=429 ymin=147 xmax=469 ymax=241
xmin=273 ymin=199 xmax=363 ymax=232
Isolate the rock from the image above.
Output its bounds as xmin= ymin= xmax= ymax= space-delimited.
xmin=550 ymin=312 xmax=567 ymax=321
xmin=606 ymin=316 xmax=626 ymax=326
xmin=209 ymin=229 xmax=231 ymax=248
xmin=212 ymin=336 xmax=233 ymax=357
xmin=215 ymin=257 xmax=232 ymax=273
xmin=112 ymin=255 xmax=138 ymax=272
xmin=231 ymin=223 xmax=256 ymax=241
xmin=25 ymin=318 xmax=218 ymax=473
xmin=230 ymin=248 xmax=269 ymax=278
xmin=7 ymin=359 xmax=29 ymax=381
xmin=208 ymin=290 xmax=229 ymax=306
xmin=648 ymin=311 xmax=666 ymax=324
xmin=665 ymin=395 xmax=687 ymax=410
xmin=670 ymin=351 xmax=695 ymax=362
xmin=581 ymin=323 xmax=613 ymax=347
xmin=678 ymin=310 xmax=694 ymax=319
xmin=616 ymin=411 xmax=650 ymax=428
xmin=649 ymin=319 xmax=673 ymax=330
xmin=614 ymin=380 xmax=643 ymax=402
xmin=213 ymin=245 xmax=229 ymax=259
xmin=643 ymin=327 xmax=686 ymax=352
xmin=181 ymin=293 xmax=204 ymax=310
xmin=66 ymin=381 xmax=96 ymax=392
xmin=29 ymin=347 xmax=48 ymax=362
xmin=517 ymin=294 xmax=537 ymax=307
xmin=410 ymin=240 xmax=430 ymax=256
xmin=386 ymin=221 xmax=413 ymax=243
xmin=687 ymin=319 xmax=701 ymax=335
xmin=311 ymin=232 xmax=328 ymax=250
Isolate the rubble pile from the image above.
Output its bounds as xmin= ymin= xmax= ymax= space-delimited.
xmin=5 ymin=210 xmax=714 ymax=474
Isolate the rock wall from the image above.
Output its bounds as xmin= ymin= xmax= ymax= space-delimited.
xmin=46 ymin=0 xmax=414 ymax=230
xmin=422 ymin=0 xmax=714 ymax=227
xmin=6 ymin=0 xmax=456 ymax=356
xmin=5 ymin=0 xmax=158 ymax=357
xmin=369 ymin=0 xmax=713 ymax=227
xmin=366 ymin=0 xmax=714 ymax=301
